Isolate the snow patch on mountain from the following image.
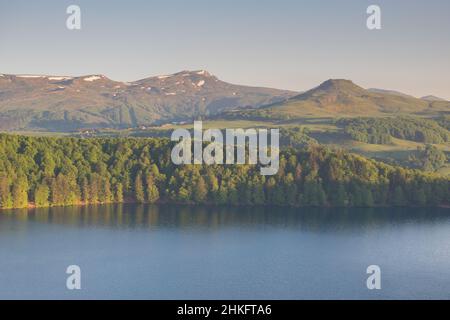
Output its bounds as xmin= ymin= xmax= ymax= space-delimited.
xmin=48 ymin=76 xmax=73 ymax=81
xmin=83 ymin=76 xmax=102 ymax=82
xmin=17 ymin=75 xmax=45 ymax=78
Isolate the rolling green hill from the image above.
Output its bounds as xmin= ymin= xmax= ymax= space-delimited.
xmin=217 ymin=79 xmax=450 ymax=120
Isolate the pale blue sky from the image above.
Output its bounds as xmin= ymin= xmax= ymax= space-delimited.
xmin=0 ymin=0 xmax=449 ymax=99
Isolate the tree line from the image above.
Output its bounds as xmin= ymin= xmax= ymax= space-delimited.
xmin=0 ymin=134 xmax=448 ymax=209
xmin=339 ymin=117 xmax=450 ymax=144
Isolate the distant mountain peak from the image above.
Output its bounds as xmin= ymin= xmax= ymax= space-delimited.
xmin=134 ymin=70 xmax=217 ymax=84
xmin=316 ymin=79 xmax=364 ymax=91
xmin=193 ymin=69 xmax=211 ymax=76
xmin=421 ymin=95 xmax=447 ymax=102
xmin=321 ymin=78 xmax=355 ymax=86
xmin=253 ymin=78 xmax=449 ymax=119
xmin=293 ymin=79 xmax=365 ymax=101
xmin=170 ymin=70 xmax=212 ymax=77
xmin=176 ymin=70 xmax=215 ymax=79
xmin=77 ymin=74 xmax=108 ymax=82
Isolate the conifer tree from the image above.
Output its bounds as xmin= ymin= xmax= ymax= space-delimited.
xmin=135 ymin=172 xmax=145 ymax=203
xmin=12 ymin=176 xmax=28 ymax=208
xmin=193 ymin=176 xmax=208 ymax=203
xmin=0 ymin=175 xmax=13 ymax=209
xmin=115 ymin=182 xmax=124 ymax=203
xmin=145 ymin=174 xmax=160 ymax=203
xmin=34 ymin=183 xmax=50 ymax=207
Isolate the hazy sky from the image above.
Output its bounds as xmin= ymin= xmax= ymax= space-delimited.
xmin=1 ymin=0 xmax=449 ymax=99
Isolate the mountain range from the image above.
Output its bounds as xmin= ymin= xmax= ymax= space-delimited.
xmin=0 ymin=70 xmax=294 ymax=131
xmin=0 ymin=71 xmax=448 ymax=131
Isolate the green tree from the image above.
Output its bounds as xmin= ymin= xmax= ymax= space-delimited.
xmin=193 ymin=176 xmax=208 ymax=203
xmin=12 ymin=176 xmax=28 ymax=208
xmin=135 ymin=172 xmax=145 ymax=203
xmin=100 ymin=177 xmax=113 ymax=203
xmin=34 ymin=183 xmax=50 ymax=207
xmin=115 ymin=182 xmax=124 ymax=203
xmin=80 ymin=176 xmax=89 ymax=203
xmin=145 ymin=174 xmax=160 ymax=203
xmin=0 ymin=175 xmax=13 ymax=209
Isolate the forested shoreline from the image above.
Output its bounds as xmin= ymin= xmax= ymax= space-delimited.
xmin=0 ymin=134 xmax=448 ymax=210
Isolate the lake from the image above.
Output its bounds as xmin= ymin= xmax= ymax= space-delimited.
xmin=0 ymin=204 xmax=449 ymax=299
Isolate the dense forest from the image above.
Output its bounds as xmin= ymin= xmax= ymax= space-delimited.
xmin=339 ymin=117 xmax=450 ymax=144
xmin=0 ymin=134 xmax=448 ymax=209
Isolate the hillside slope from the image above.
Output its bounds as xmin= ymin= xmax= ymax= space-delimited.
xmin=218 ymin=79 xmax=449 ymax=120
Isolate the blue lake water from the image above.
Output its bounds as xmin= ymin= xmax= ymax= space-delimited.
xmin=0 ymin=204 xmax=449 ymax=299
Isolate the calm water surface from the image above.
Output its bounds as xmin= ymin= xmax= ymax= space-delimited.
xmin=0 ymin=204 xmax=449 ymax=299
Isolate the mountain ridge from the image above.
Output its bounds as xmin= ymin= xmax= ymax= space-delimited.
xmin=1 ymin=74 xmax=449 ymax=131
xmin=421 ymin=95 xmax=448 ymax=102
xmin=0 ymin=70 xmax=296 ymax=131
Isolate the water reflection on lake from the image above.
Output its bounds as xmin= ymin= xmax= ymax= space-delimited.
xmin=0 ymin=204 xmax=449 ymax=299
